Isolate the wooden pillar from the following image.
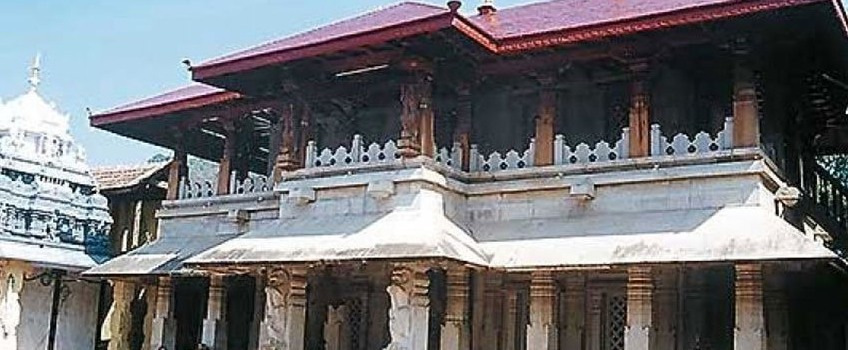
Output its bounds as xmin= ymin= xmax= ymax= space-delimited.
xmin=628 ymin=62 xmax=651 ymax=158
xmin=385 ymin=265 xmax=431 ymax=350
xmin=534 ymin=76 xmax=557 ymax=166
xmin=732 ymin=40 xmax=760 ymax=148
xmin=441 ymin=268 xmax=471 ymax=350
xmin=217 ymin=120 xmax=237 ymax=195
xmin=454 ymin=85 xmax=473 ymax=171
xmin=166 ymin=131 xmax=187 ymax=200
xmin=625 ymin=266 xmax=653 ymax=350
xmin=258 ymin=267 xmax=307 ymax=350
xmin=107 ymin=281 xmax=135 ymax=350
xmin=273 ymin=102 xmax=301 ymax=181
xmin=561 ymin=274 xmax=585 ymax=350
xmin=202 ymin=275 xmax=228 ymax=350
xmin=398 ymin=58 xmax=433 ymax=158
xmin=527 ymin=271 xmax=558 ymax=350
xmin=149 ymin=277 xmax=176 ymax=350
xmin=734 ymin=263 xmax=765 ymax=350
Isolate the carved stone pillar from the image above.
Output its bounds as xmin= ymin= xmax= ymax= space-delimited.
xmin=258 ymin=268 xmax=308 ymax=350
xmin=625 ymin=266 xmax=653 ymax=350
xmin=501 ymin=285 xmax=518 ymax=350
xmin=167 ymin=131 xmax=187 ymax=200
xmin=398 ymin=59 xmax=433 ymax=158
xmin=764 ymin=266 xmax=788 ymax=350
xmin=586 ymin=287 xmax=602 ymax=350
xmin=202 ymin=275 xmax=228 ymax=349
xmin=441 ymin=268 xmax=470 ymax=350
xmin=628 ymin=62 xmax=650 ymax=158
xmin=384 ymin=265 xmax=430 ymax=350
xmin=652 ymin=268 xmax=677 ymax=350
xmin=534 ymin=76 xmax=557 ymax=166
xmin=107 ymin=281 xmax=135 ymax=350
xmin=150 ymin=277 xmax=176 ymax=350
xmin=732 ymin=40 xmax=760 ymax=148
xmin=217 ymin=119 xmax=237 ymax=195
xmin=453 ymin=85 xmax=472 ymax=171
xmin=561 ymin=274 xmax=585 ymax=350
xmin=734 ymin=263 xmax=765 ymax=350
xmin=528 ymin=271 xmax=558 ymax=350
xmin=273 ymin=102 xmax=301 ymax=181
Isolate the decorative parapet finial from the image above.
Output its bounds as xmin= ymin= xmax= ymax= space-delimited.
xmin=478 ymin=0 xmax=496 ymax=15
xmin=28 ymin=53 xmax=41 ymax=91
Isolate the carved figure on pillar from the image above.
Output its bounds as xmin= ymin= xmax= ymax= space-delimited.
xmin=397 ymin=59 xmax=433 ymax=158
xmin=627 ymin=61 xmax=650 ymax=158
xmin=385 ymin=266 xmax=430 ymax=350
xmin=261 ymin=268 xmax=291 ymax=350
xmin=167 ymin=129 xmax=187 ymax=200
xmin=274 ymin=102 xmax=301 ymax=180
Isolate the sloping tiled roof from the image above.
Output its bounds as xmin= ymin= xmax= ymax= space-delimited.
xmin=93 ymin=161 xmax=170 ymax=191
xmin=91 ymin=84 xmax=240 ymax=126
xmin=200 ymin=2 xmax=450 ymax=67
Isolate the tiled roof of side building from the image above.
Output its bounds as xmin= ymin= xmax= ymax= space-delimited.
xmin=197 ymin=2 xmax=450 ymax=68
xmin=92 ymin=161 xmax=170 ymax=192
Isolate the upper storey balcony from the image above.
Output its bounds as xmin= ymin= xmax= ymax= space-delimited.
xmin=90 ymin=0 xmax=848 ymax=250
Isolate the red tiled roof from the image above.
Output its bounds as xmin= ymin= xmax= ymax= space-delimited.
xmin=197 ymin=2 xmax=451 ymax=68
xmin=93 ymin=161 xmax=170 ymax=191
xmin=91 ymin=84 xmax=241 ymax=126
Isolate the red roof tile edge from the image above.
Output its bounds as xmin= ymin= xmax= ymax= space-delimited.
xmin=90 ymin=88 xmax=241 ymax=127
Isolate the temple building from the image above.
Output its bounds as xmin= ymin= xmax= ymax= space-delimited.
xmin=0 ymin=56 xmax=112 ymax=350
xmin=87 ymin=0 xmax=848 ymax=349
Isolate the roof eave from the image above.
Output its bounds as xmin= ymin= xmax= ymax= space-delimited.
xmin=90 ymin=90 xmax=241 ymax=127
xmin=191 ymin=11 xmax=457 ymax=82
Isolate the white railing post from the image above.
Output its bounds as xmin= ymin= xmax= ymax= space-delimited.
xmin=229 ymin=171 xmax=237 ymax=194
xmin=351 ymin=135 xmax=363 ymax=164
xmin=722 ymin=117 xmax=734 ymax=149
xmin=554 ymin=135 xmax=565 ymax=165
xmin=305 ymin=141 xmax=316 ymax=168
xmin=650 ymin=124 xmax=662 ymax=156
xmin=451 ymin=141 xmax=462 ymax=170
xmin=469 ymin=144 xmax=480 ymax=172
xmin=526 ymin=138 xmax=536 ymax=167
xmin=178 ymin=177 xmax=186 ymax=199
xmin=620 ymin=127 xmax=631 ymax=159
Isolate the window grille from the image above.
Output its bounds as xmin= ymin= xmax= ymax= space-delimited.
xmin=604 ymin=293 xmax=626 ymax=350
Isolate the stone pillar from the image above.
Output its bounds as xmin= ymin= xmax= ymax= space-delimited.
xmin=384 ymin=265 xmax=430 ymax=350
xmin=765 ymin=267 xmax=788 ymax=350
xmin=732 ymin=39 xmax=759 ymax=148
xmin=501 ymin=285 xmax=518 ymax=350
xmin=628 ymin=62 xmax=650 ymax=158
xmin=273 ymin=102 xmax=300 ymax=181
xmin=324 ymin=304 xmax=350 ymax=350
xmin=149 ymin=277 xmax=176 ymax=350
xmin=480 ymin=274 xmax=503 ymax=350
xmin=454 ymin=85 xmax=472 ymax=171
xmin=248 ymin=275 xmax=264 ymax=350
xmin=202 ymin=275 xmax=228 ymax=349
xmin=166 ymin=131 xmax=187 ymax=200
xmin=734 ymin=263 xmax=765 ymax=350
xmin=107 ymin=281 xmax=135 ymax=350
xmin=651 ymin=268 xmax=678 ymax=350
xmin=527 ymin=271 xmax=558 ymax=350
xmin=217 ymin=119 xmax=237 ymax=195
xmin=561 ymin=274 xmax=585 ymax=350
xmin=258 ymin=267 xmax=308 ymax=350
xmin=585 ymin=288 xmax=602 ymax=350
xmin=534 ymin=76 xmax=557 ymax=166
xmin=625 ymin=266 xmax=653 ymax=350
xmin=398 ymin=58 xmax=433 ymax=158
xmin=441 ymin=268 xmax=470 ymax=350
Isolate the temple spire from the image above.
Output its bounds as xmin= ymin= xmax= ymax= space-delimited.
xmin=28 ymin=53 xmax=41 ymax=91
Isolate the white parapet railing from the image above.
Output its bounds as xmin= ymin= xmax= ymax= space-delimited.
xmin=469 ymin=138 xmax=536 ymax=173
xmin=305 ymin=135 xmax=400 ymax=169
xmin=554 ymin=127 xmax=630 ymax=165
xmin=230 ymin=174 xmax=271 ymax=194
xmin=650 ymin=117 xmax=734 ymax=157
xmin=433 ymin=142 xmax=463 ymax=170
xmin=179 ymin=178 xmax=216 ymax=199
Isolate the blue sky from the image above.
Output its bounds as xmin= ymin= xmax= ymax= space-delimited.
xmin=0 ymin=0 xmax=531 ymax=166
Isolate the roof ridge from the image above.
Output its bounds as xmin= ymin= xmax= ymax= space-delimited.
xmin=198 ymin=1 xmax=448 ymax=67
